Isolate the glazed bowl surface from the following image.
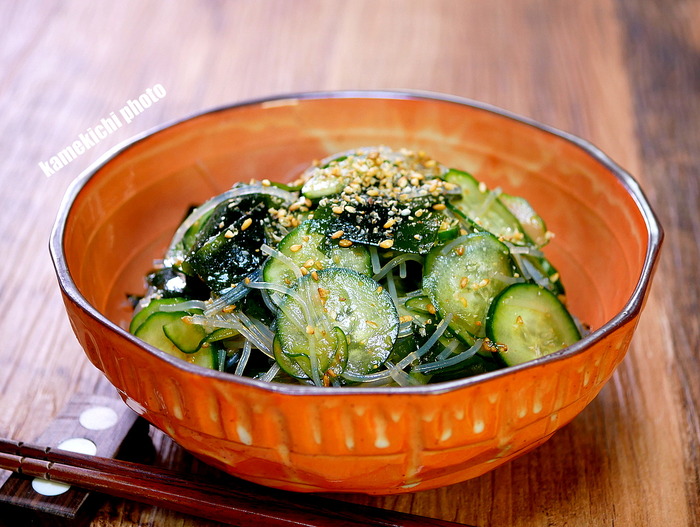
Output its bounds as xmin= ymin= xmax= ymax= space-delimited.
xmin=51 ymin=91 xmax=662 ymax=494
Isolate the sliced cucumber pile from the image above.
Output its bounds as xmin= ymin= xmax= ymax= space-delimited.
xmin=130 ymin=146 xmax=582 ymax=386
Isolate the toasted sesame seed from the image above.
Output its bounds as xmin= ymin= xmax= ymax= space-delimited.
xmin=300 ymin=267 xmax=309 ymax=276
xmin=432 ymin=203 xmax=446 ymax=211
xmin=306 ymin=325 xmax=315 ymax=335
xmin=376 ymin=286 xmax=383 ymax=293
xmin=224 ymin=230 xmax=234 ymax=239
xmin=383 ymin=218 xmax=397 ymax=229
xmin=241 ymin=218 xmax=253 ymax=231
xmin=427 ymin=303 xmax=436 ymax=314
xmin=379 ymin=239 xmax=394 ymax=249
xmin=332 ymin=206 xmax=344 ymax=214
xmin=460 ymin=277 xmax=468 ymax=288
xmin=455 ymin=245 xmax=465 ymax=256
xmin=338 ymin=239 xmax=353 ymax=247
xmin=311 ymin=270 xmax=319 ymax=281
xmin=399 ymin=315 xmax=414 ymax=323
xmin=290 ymin=244 xmax=303 ymax=252
xmin=516 ymin=315 xmax=524 ymax=325
xmin=261 ymin=179 xmax=271 ymax=186
xmin=304 ymin=259 xmax=315 ymax=268
xmin=331 ymin=230 xmax=344 ymax=239
xmin=222 ymin=305 xmax=236 ymax=313
xmin=344 ymin=205 xmax=357 ymax=213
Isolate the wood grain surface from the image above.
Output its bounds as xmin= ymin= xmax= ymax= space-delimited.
xmin=0 ymin=1 xmax=697 ymax=525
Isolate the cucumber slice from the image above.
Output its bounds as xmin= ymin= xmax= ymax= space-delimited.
xmin=134 ymin=311 xmax=215 ymax=368
xmin=404 ymin=295 xmax=434 ymax=315
xmin=262 ymin=220 xmax=371 ymax=287
xmin=162 ymin=313 xmax=207 ymax=353
xmin=486 ymin=283 xmax=581 ymax=366
xmin=276 ymin=268 xmax=399 ymax=381
xmin=129 ymin=297 xmax=188 ymax=334
xmin=499 ymin=193 xmax=549 ymax=247
xmin=423 ymin=233 xmax=514 ymax=343
xmin=445 ymin=169 xmax=526 ymax=244
xmin=301 ymin=171 xmax=348 ymax=200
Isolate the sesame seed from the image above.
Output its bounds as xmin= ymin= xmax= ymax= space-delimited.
xmin=304 ymin=259 xmax=315 ymax=268
xmin=455 ymin=245 xmax=465 ymax=256
xmin=222 ymin=305 xmax=236 ymax=313
xmin=311 ymin=270 xmax=319 ymax=281
xmin=432 ymin=203 xmax=446 ymax=211
xmin=427 ymin=303 xmax=436 ymax=314
xmin=338 ymin=239 xmax=353 ymax=247
xmin=344 ymin=205 xmax=357 ymax=213
xmin=332 ymin=206 xmax=344 ymax=214
xmin=306 ymin=325 xmax=315 ymax=335
xmin=331 ymin=230 xmax=344 ymax=239
xmin=383 ymin=218 xmax=397 ymax=229
xmin=399 ymin=315 xmax=414 ymax=323
xmin=290 ymin=244 xmax=303 ymax=252
xmin=300 ymin=267 xmax=309 ymax=276
xmin=460 ymin=277 xmax=468 ymax=288
xmin=241 ymin=218 xmax=253 ymax=231
xmin=224 ymin=230 xmax=234 ymax=239
xmin=262 ymin=179 xmax=271 ymax=186
xmin=379 ymin=239 xmax=394 ymax=249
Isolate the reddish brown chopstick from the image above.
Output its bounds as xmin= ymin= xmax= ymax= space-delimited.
xmin=0 ymin=438 xmax=468 ymax=527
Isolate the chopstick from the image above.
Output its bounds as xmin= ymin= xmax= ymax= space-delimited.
xmin=0 ymin=438 xmax=467 ymax=527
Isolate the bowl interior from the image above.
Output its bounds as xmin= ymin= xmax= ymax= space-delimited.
xmin=62 ymin=94 xmax=650 ymax=339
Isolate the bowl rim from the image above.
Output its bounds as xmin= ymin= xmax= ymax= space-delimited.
xmin=49 ymin=89 xmax=664 ymax=397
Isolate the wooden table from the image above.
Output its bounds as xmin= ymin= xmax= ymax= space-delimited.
xmin=1 ymin=1 xmax=697 ymax=525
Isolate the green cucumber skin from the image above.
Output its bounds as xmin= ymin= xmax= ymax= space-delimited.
xmin=486 ymin=282 xmax=581 ymax=366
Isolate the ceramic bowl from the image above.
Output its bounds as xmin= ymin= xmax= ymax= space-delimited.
xmin=50 ymin=91 xmax=662 ymax=494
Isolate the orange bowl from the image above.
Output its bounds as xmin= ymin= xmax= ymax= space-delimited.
xmin=50 ymin=91 xmax=662 ymax=494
